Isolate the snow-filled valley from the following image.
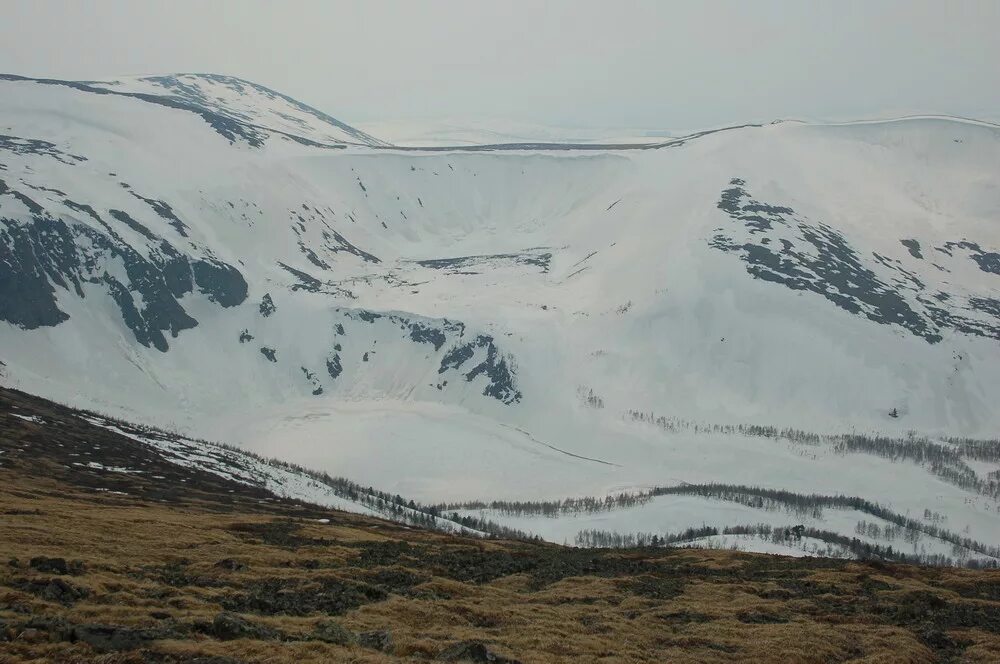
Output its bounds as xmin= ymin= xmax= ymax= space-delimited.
xmin=1 ymin=73 xmax=999 ymax=563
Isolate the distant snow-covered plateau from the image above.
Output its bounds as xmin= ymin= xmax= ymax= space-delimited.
xmin=1 ymin=73 xmax=998 ymax=563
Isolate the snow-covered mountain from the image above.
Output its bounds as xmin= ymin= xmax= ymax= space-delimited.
xmin=90 ymin=73 xmax=390 ymax=148
xmin=1 ymin=73 xmax=999 ymax=560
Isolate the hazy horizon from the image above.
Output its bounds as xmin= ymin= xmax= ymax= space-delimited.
xmin=2 ymin=1 xmax=999 ymax=131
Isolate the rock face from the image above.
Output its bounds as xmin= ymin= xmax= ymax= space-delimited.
xmin=711 ymin=178 xmax=1000 ymax=343
xmin=259 ymin=293 xmax=276 ymax=317
xmin=437 ymin=333 xmax=521 ymax=404
xmin=0 ymin=189 xmax=247 ymax=351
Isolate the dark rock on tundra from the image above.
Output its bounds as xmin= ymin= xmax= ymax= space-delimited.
xmin=358 ymin=628 xmax=393 ymax=652
xmin=29 ymin=556 xmax=84 ymax=575
xmin=69 ymin=623 xmax=166 ymax=652
xmin=310 ymin=619 xmax=356 ymax=645
xmin=437 ymin=640 xmax=522 ymax=663
xmin=209 ymin=612 xmax=280 ymax=641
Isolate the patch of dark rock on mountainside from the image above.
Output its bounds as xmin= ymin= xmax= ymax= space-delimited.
xmin=0 ymin=211 xmax=201 ymax=349
xmin=0 ymin=217 xmax=74 ymax=329
xmin=61 ymin=199 xmax=104 ymax=225
xmin=439 ymin=343 xmax=475 ymax=372
xmin=407 ymin=321 xmax=447 ymax=350
xmin=712 ymin=179 xmax=938 ymax=341
xmin=417 ymin=250 xmax=552 ymax=274
xmin=299 ymin=242 xmax=330 ymax=270
xmin=970 ymin=297 xmax=1000 ymax=318
xmin=102 ymin=273 xmax=194 ymax=352
xmin=901 ymin=239 xmax=923 ymax=259
xmin=1 ymin=190 xmax=252 ymax=348
xmin=24 ymin=182 xmax=67 ymax=196
xmin=942 ymin=240 xmax=1000 ymax=276
xmin=335 ymin=308 xmax=520 ymax=403
xmin=127 ymin=191 xmax=190 ymax=237
xmin=323 ymin=228 xmax=381 ymax=263
xmin=259 ymin=347 xmax=277 ymax=362
xmin=439 ymin=335 xmax=521 ymax=404
xmin=109 ymin=208 xmax=158 ymax=241
xmin=916 ymin=294 xmax=1000 ymax=341
xmin=712 ymin=179 xmax=1000 ymax=343
xmin=351 ymin=309 xmax=383 ymax=323
xmin=392 ymin=314 xmax=464 ymax=351
xmin=326 ymin=354 xmax=343 ymax=379
xmin=301 ymin=367 xmax=323 ymax=395
xmin=277 ymin=261 xmax=355 ymax=298
xmin=191 ymin=259 xmax=248 ymax=307
xmin=259 ymin=293 xmax=276 ymax=317
xmin=8 ymin=190 xmax=45 ymax=215
xmin=0 ymin=133 xmax=87 ymax=164
xmin=278 ymin=261 xmax=323 ymax=292
xmin=344 ymin=309 xmax=466 ymax=352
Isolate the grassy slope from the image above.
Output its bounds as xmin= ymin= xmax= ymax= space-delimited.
xmin=1 ymin=387 xmax=999 ymax=663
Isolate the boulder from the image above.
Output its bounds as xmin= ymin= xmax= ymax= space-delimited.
xmin=310 ymin=619 xmax=356 ymax=645
xmin=210 ymin=612 xmax=279 ymax=641
xmin=29 ymin=557 xmax=68 ymax=574
xmin=69 ymin=624 xmax=162 ymax=652
xmin=214 ymin=558 xmax=248 ymax=572
xmin=357 ymin=629 xmax=393 ymax=652
xmin=437 ymin=641 xmax=521 ymax=663
xmin=40 ymin=577 xmax=87 ymax=603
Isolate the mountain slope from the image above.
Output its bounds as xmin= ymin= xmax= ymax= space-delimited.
xmin=3 ymin=387 xmax=1000 ymax=664
xmin=1 ymin=74 xmax=999 ymax=557
xmin=0 ymin=72 xmax=387 ymax=148
xmin=91 ymin=73 xmax=391 ymax=147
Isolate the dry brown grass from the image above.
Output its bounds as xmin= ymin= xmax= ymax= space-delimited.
xmin=2 ymin=388 xmax=1000 ymax=663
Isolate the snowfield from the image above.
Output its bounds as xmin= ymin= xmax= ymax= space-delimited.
xmin=1 ymin=73 xmax=998 ymax=562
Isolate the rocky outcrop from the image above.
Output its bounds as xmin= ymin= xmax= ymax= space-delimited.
xmin=0 ymin=187 xmax=247 ymax=351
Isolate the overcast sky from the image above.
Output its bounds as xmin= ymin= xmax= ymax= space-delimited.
xmin=1 ymin=0 xmax=998 ymax=130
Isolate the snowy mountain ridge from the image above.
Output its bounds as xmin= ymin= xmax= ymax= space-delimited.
xmin=0 ymin=72 xmax=387 ymax=148
xmin=1 ymin=73 xmax=999 ymax=559
xmin=89 ymin=73 xmax=391 ymax=147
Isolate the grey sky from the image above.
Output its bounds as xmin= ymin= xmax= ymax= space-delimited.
xmin=1 ymin=0 xmax=998 ymax=130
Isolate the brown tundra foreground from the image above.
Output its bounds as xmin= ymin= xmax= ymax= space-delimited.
xmin=1 ymin=387 xmax=999 ymax=664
